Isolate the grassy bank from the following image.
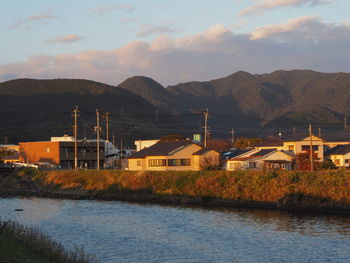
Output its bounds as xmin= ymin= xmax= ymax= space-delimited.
xmin=2 ymin=168 xmax=350 ymax=212
xmin=0 ymin=220 xmax=95 ymax=263
xmin=29 ymin=169 xmax=350 ymax=210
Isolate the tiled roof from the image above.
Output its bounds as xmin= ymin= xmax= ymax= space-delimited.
xmin=128 ymin=140 xmax=193 ymax=159
xmin=223 ymin=149 xmax=251 ymax=159
xmin=230 ymin=149 xmax=276 ymax=161
xmin=192 ymin=148 xmax=213 ymax=155
xmin=325 ymin=145 xmax=350 ymax=155
xmin=250 ymin=149 xmax=276 ymax=157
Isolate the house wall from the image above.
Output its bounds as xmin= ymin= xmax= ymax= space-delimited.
xmin=19 ymin=141 xmax=60 ymax=165
xmin=134 ymin=140 xmax=160 ymax=152
xmin=227 ymin=160 xmax=247 ymax=171
xmin=128 ymin=158 xmax=146 ymax=171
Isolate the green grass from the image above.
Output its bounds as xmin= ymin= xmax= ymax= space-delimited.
xmin=0 ymin=221 xmax=96 ymax=263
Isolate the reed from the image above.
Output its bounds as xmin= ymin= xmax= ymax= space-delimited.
xmin=0 ymin=220 xmax=96 ymax=263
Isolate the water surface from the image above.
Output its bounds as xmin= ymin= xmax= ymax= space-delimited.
xmin=1 ymin=197 xmax=350 ymax=262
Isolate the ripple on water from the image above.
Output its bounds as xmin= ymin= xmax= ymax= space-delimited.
xmin=1 ymin=198 xmax=350 ymax=263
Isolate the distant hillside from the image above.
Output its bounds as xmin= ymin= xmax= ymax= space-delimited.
xmin=2 ymin=70 xmax=350 ymax=144
xmin=0 ymin=79 xmax=161 ymax=143
xmin=117 ymin=76 xmax=175 ymax=109
xmin=117 ymin=70 xmax=350 ymax=135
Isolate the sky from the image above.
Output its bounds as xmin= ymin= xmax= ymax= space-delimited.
xmin=0 ymin=0 xmax=349 ymax=86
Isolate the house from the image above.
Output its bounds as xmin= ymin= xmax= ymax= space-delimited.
xmin=283 ymin=134 xmax=324 ymax=161
xmin=325 ymin=145 xmax=350 ymax=167
xmin=19 ymin=137 xmax=105 ymax=169
xmin=226 ymin=148 xmax=294 ymax=171
xmin=254 ymin=134 xmax=324 ymax=161
xmin=127 ymin=140 xmax=219 ymax=171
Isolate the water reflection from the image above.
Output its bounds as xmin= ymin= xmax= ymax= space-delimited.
xmin=1 ymin=197 xmax=350 ymax=263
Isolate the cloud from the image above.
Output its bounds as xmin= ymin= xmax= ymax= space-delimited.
xmin=91 ymin=5 xmax=134 ymax=15
xmin=1 ymin=17 xmax=349 ymax=86
xmin=45 ymin=34 xmax=84 ymax=44
xmin=138 ymin=25 xmax=178 ymax=37
xmin=8 ymin=14 xmax=59 ymax=29
xmin=239 ymin=0 xmax=330 ymax=16
xmin=250 ymin=15 xmax=319 ymax=39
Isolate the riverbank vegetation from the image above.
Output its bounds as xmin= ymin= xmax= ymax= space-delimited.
xmin=2 ymin=168 xmax=350 ymax=212
xmin=0 ymin=220 xmax=95 ymax=263
xmin=27 ymin=169 xmax=350 ymax=210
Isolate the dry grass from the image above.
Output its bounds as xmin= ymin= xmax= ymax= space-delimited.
xmin=0 ymin=220 xmax=96 ymax=263
xmin=30 ymin=169 xmax=350 ymax=204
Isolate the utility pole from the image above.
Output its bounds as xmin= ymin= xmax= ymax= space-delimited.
xmin=230 ymin=128 xmax=235 ymax=147
xmin=73 ymin=106 xmax=79 ymax=170
xmin=112 ymin=134 xmax=115 ymax=148
xmin=95 ymin=109 xmax=101 ymax=170
xmin=203 ymin=109 xmax=209 ymax=148
xmin=120 ymin=139 xmax=123 ymax=159
xmin=345 ymin=115 xmax=347 ymax=129
xmin=104 ymin=112 xmax=110 ymax=142
xmin=318 ymin=126 xmax=322 ymax=138
xmin=309 ymin=124 xmax=314 ymax=172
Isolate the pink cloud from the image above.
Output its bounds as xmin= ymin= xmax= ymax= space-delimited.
xmin=45 ymin=34 xmax=84 ymax=44
xmin=239 ymin=0 xmax=330 ymax=16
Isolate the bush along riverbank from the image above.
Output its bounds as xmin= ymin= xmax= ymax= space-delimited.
xmin=0 ymin=220 xmax=96 ymax=263
xmin=1 ymin=168 xmax=350 ymax=213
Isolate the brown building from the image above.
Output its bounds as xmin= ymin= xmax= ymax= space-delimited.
xmin=19 ymin=141 xmax=104 ymax=169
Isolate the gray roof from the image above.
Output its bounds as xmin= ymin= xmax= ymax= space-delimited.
xmin=325 ymin=145 xmax=350 ymax=155
xmin=128 ymin=140 xmax=193 ymax=159
xmin=250 ymin=149 xmax=276 ymax=157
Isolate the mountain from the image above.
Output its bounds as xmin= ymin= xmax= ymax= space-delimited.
xmin=118 ymin=70 xmax=350 ymax=135
xmin=0 ymin=79 xmax=161 ymax=143
xmin=2 ymin=70 xmax=350 ymax=144
xmin=117 ymin=76 xmax=174 ymax=109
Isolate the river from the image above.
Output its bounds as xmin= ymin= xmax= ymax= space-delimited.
xmin=1 ymin=197 xmax=350 ymax=262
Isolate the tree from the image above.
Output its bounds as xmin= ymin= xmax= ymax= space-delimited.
xmin=295 ymin=151 xmax=319 ymax=171
xmin=234 ymin=137 xmax=262 ymax=149
xmin=207 ymin=138 xmax=232 ymax=152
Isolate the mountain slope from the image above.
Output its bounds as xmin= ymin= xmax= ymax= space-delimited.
xmin=0 ymin=79 xmax=159 ymax=143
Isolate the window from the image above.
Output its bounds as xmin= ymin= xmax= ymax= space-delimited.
xmin=334 ymin=159 xmax=340 ymax=165
xmin=168 ymin=159 xmax=191 ymax=166
xmin=46 ymin=147 xmax=50 ymax=153
xmin=301 ymin=145 xmax=318 ymax=151
xmin=345 ymin=159 xmax=349 ymax=164
xmin=250 ymin=162 xmax=257 ymax=168
xmin=137 ymin=160 xmax=141 ymax=166
xmin=148 ymin=159 xmax=166 ymax=167
xmin=288 ymin=145 xmax=294 ymax=151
